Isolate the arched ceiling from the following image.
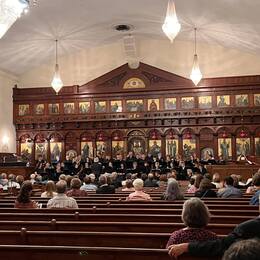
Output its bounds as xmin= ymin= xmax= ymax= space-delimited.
xmin=0 ymin=0 xmax=260 ymax=76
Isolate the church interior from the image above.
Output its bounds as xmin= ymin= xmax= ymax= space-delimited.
xmin=0 ymin=0 xmax=259 ymax=259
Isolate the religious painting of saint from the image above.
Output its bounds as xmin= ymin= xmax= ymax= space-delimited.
xmin=217 ymin=95 xmax=230 ymax=107
xmin=149 ymin=140 xmax=161 ymax=157
xmin=20 ymin=142 xmax=33 ymax=161
xmin=235 ymin=94 xmax=249 ymax=107
xmin=66 ymin=150 xmax=77 ymax=160
xmin=50 ymin=142 xmax=62 ymax=162
xmin=112 ymin=141 xmax=124 ymax=157
xmin=19 ymin=104 xmax=30 ymax=116
xmin=64 ymin=103 xmax=75 ymax=114
xmin=148 ymin=99 xmax=159 ymax=112
xmin=201 ymin=147 xmax=214 ymax=161
xmin=81 ymin=141 xmax=93 ymax=159
xmin=48 ymin=103 xmax=59 ymax=115
xmin=165 ymin=98 xmax=176 ymax=110
xmin=126 ymin=100 xmax=144 ymax=112
xmin=181 ymin=97 xmax=195 ymax=109
xmin=35 ymin=142 xmax=48 ymax=160
xmin=128 ymin=137 xmax=145 ymax=155
xmin=218 ymin=138 xmax=232 ymax=160
xmin=79 ymin=102 xmax=90 ymax=114
xmin=95 ymin=101 xmax=106 ymax=113
xmin=183 ymin=139 xmax=196 ymax=160
xmin=166 ymin=139 xmax=178 ymax=158
xmin=34 ymin=104 xmax=44 ymax=115
xmin=111 ymin=101 xmax=122 ymax=113
xmin=198 ymin=96 xmax=212 ymax=109
xmin=254 ymin=94 xmax=260 ymax=106
xmin=255 ymin=137 xmax=260 ymax=156
xmin=96 ymin=141 xmax=106 ymax=157
xmin=236 ymin=138 xmax=250 ymax=156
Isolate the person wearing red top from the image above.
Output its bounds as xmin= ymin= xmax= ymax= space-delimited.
xmin=166 ymin=198 xmax=217 ymax=248
xmin=66 ymin=178 xmax=88 ymax=197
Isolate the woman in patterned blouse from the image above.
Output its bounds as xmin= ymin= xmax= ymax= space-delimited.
xmin=166 ymin=198 xmax=217 ymax=247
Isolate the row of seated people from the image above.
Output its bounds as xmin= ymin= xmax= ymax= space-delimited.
xmin=6 ymin=173 xmax=260 ymax=260
xmin=35 ymin=152 xmax=212 ymax=181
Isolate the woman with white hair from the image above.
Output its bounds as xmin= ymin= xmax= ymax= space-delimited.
xmin=126 ymin=178 xmax=152 ymax=201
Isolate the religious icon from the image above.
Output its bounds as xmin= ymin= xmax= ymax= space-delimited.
xmin=165 ymin=98 xmax=176 ymax=110
xmin=198 ymin=96 xmax=212 ymax=109
xmin=128 ymin=137 xmax=145 ymax=155
xmin=79 ymin=102 xmax=90 ymax=114
xmin=181 ymin=97 xmax=195 ymax=109
xmin=111 ymin=101 xmax=122 ymax=113
xmin=255 ymin=137 xmax=260 ymax=156
xmin=201 ymin=147 xmax=214 ymax=161
xmin=166 ymin=139 xmax=178 ymax=157
xmin=183 ymin=139 xmax=196 ymax=160
xmin=81 ymin=141 xmax=93 ymax=159
xmin=123 ymin=77 xmax=145 ymax=89
xmin=149 ymin=140 xmax=161 ymax=157
xmin=236 ymin=138 xmax=250 ymax=156
xmin=95 ymin=101 xmax=106 ymax=113
xmin=34 ymin=104 xmax=44 ymax=115
xmin=66 ymin=150 xmax=77 ymax=160
xmin=35 ymin=142 xmax=48 ymax=160
xmin=20 ymin=142 xmax=33 ymax=161
xmin=96 ymin=141 xmax=106 ymax=157
xmin=148 ymin=99 xmax=159 ymax=111
xmin=18 ymin=104 xmax=30 ymax=116
xmin=49 ymin=103 xmax=59 ymax=114
xmin=126 ymin=100 xmax=144 ymax=112
xmin=218 ymin=138 xmax=232 ymax=160
xmin=254 ymin=94 xmax=260 ymax=106
xmin=112 ymin=141 xmax=124 ymax=157
xmin=50 ymin=142 xmax=62 ymax=162
xmin=235 ymin=94 xmax=249 ymax=107
xmin=217 ymin=95 xmax=230 ymax=107
xmin=64 ymin=103 xmax=75 ymax=114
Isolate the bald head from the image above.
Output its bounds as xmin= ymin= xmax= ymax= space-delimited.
xmin=56 ymin=180 xmax=67 ymax=194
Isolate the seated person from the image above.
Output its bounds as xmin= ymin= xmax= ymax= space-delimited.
xmin=249 ymin=172 xmax=260 ymax=205
xmin=126 ymin=178 xmax=152 ymax=201
xmin=15 ymin=181 xmax=38 ymax=208
xmin=195 ymin=179 xmax=217 ymax=198
xmin=122 ymin=180 xmax=135 ymax=192
xmin=218 ymin=176 xmax=242 ymax=198
xmin=162 ymin=179 xmax=184 ymax=201
xmin=212 ymin=173 xmax=223 ymax=189
xmin=168 ymin=211 xmax=260 ymax=258
xmin=186 ymin=177 xmax=197 ymax=193
xmin=80 ymin=176 xmax=97 ymax=191
xmin=144 ymin=173 xmax=158 ymax=187
xmin=47 ymin=180 xmax=78 ymax=208
xmin=222 ymin=238 xmax=260 ymax=260
xmin=66 ymin=178 xmax=88 ymax=197
xmin=96 ymin=175 xmax=115 ymax=194
xmin=41 ymin=180 xmax=57 ymax=198
xmin=166 ymin=198 xmax=217 ymax=247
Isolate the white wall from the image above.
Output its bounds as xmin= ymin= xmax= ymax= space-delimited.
xmin=0 ymin=71 xmax=17 ymax=153
xmin=18 ymin=37 xmax=260 ymax=88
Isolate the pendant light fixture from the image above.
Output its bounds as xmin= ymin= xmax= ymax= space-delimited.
xmin=190 ymin=28 xmax=202 ymax=86
xmin=51 ymin=39 xmax=63 ymax=94
xmin=162 ymin=0 xmax=181 ymax=42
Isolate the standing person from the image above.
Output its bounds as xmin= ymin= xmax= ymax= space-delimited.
xmin=47 ymin=180 xmax=78 ymax=209
xmin=14 ymin=181 xmax=38 ymax=208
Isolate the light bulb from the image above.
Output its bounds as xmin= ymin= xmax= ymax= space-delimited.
xmin=51 ymin=64 xmax=63 ymax=94
xmin=190 ymin=54 xmax=202 ymax=86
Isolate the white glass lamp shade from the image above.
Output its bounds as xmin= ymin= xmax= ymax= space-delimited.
xmin=0 ymin=0 xmax=29 ymax=39
xmin=162 ymin=0 xmax=181 ymax=42
xmin=190 ymin=54 xmax=202 ymax=86
xmin=51 ymin=64 xmax=63 ymax=94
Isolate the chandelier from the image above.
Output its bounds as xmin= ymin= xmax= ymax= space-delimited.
xmin=0 ymin=0 xmax=36 ymax=39
xmin=162 ymin=0 xmax=181 ymax=42
xmin=190 ymin=28 xmax=202 ymax=86
xmin=51 ymin=39 xmax=63 ymax=94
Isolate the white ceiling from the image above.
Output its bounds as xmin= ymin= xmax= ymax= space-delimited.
xmin=1 ymin=0 xmax=260 ymax=76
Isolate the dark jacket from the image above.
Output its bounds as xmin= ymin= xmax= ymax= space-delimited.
xmin=96 ymin=184 xmax=115 ymax=194
xmin=195 ymin=189 xmax=217 ymax=198
xmin=188 ymin=217 xmax=260 ymax=257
